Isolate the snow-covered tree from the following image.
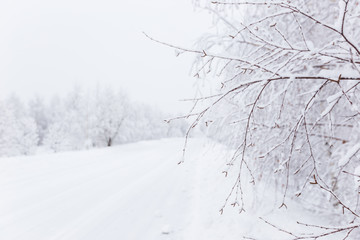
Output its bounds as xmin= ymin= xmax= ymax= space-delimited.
xmin=43 ymin=88 xmax=88 ymax=151
xmin=28 ymin=95 xmax=49 ymax=144
xmin=0 ymin=96 xmax=38 ymax=156
xmin=152 ymin=0 xmax=360 ymax=238
xmin=91 ymin=87 xmax=129 ymax=147
xmin=43 ymin=122 xmax=72 ymax=152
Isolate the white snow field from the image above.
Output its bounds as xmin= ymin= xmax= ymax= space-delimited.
xmin=0 ymin=138 xmax=334 ymax=240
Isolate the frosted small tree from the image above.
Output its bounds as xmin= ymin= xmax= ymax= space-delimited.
xmin=28 ymin=95 xmax=49 ymax=144
xmin=0 ymin=101 xmax=21 ymax=156
xmin=16 ymin=117 xmax=39 ymax=155
xmin=92 ymin=87 xmax=129 ymax=147
xmin=63 ymin=87 xmax=89 ymax=148
xmin=0 ymin=96 xmax=38 ymax=156
xmin=43 ymin=89 xmax=88 ymax=151
xmin=43 ymin=122 xmax=72 ymax=152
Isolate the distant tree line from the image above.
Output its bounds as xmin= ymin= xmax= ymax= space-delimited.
xmin=0 ymin=86 xmax=187 ymax=157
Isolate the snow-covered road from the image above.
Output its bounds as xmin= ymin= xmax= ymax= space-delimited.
xmin=0 ymin=139 xmax=206 ymax=240
xmin=0 ymin=138 xmax=334 ymax=240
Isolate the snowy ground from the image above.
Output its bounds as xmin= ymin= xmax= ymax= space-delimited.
xmin=0 ymin=138 xmax=336 ymax=240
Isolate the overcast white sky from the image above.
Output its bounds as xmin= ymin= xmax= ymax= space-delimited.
xmin=0 ymin=0 xmax=213 ymax=113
